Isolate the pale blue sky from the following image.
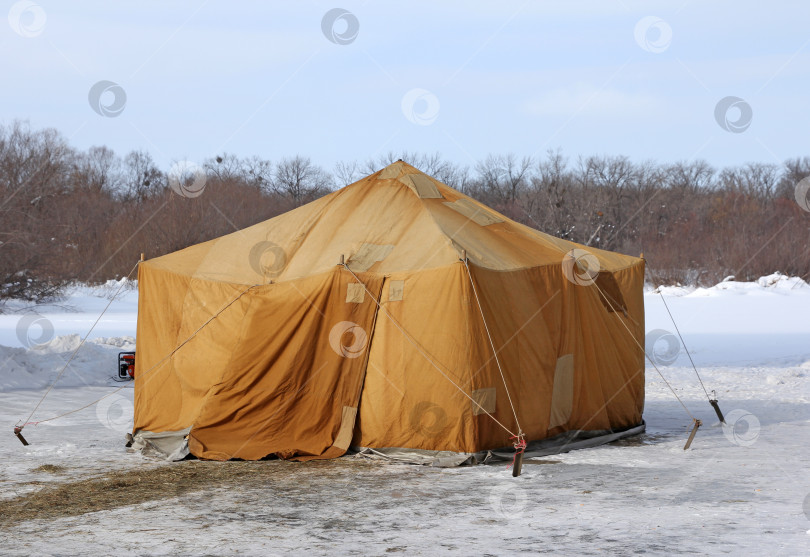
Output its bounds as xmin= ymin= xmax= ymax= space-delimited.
xmin=3 ymin=1 xmax=809 ymax=172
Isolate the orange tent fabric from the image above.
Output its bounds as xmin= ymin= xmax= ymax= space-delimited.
xmin=133 ymin=161 xmax=645 ymax=460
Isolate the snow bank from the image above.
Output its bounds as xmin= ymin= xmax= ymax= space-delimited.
xmin=0 ymin=279 xmax=138 ymax=349
xmin=649 ymin=271 xmax=809 ymax=297
xmin=0 ymin=335 xmax=135 ymax=392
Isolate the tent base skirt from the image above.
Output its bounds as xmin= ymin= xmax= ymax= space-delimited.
xmin=490 ymin=421 xmax=647 ymax=461
xmin=351 ymin=421 xmax=646 ymax=467
xmin=128 ymin=422 xmax=645 ymax=465
xmin=129 ymin=428 xmax=191 ymax=461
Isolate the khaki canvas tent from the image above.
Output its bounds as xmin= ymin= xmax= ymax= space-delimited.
xmin=131 ymin=161 xmax=645 ymax=462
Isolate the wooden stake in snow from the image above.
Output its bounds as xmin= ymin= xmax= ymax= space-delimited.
xmin=512 ymin=451 xmax=524 ymax=477
xmin=13 ymin=426 xmax=29 ymax=446
xmin=683 ymin=419 xmax=702 ymax=450
xmin=710 ymin=398 xmax=726 ymax=424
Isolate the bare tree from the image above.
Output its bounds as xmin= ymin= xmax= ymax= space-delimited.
xmin=241 ymin=156 xmax=274 ymax=191
xmin=718 ymin=163 xmax=781 ymax=198
xmin=205 ymin=154 xmax=273 ymax=191
xmin=122 ymin=150 xmax=164 ymax=201
xmin=334 ymin=160 xmax=361 ymax=187
xmin=205 ymin=153 xmax=244 ymax=183
xmin=474 ymin=153 xmax=533 ymax=205
xmin=73 ymin=146 xmax=121 ymax=194
xmin=272 ymin=156 xmax=333 ymax=207
xmin=0 ymin=121 xmax=74 ymax=301
xmin=664 ymin=160 xmax=714 ymax=193
xmin=527 ymin=150 xmax=574 ymax=239
xmin=778 ymin=156 xmax=810 ymax=199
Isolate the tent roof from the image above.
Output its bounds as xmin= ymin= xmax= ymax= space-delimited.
xmin=145 ymin=161 xmax=641 ymax=284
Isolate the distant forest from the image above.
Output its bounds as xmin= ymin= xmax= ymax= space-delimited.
xmin=1 ymin=120 xmax=808 ymax=302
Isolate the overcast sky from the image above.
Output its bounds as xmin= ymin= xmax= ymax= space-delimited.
xmin=3 ymin=1 xmax=809 ymax=173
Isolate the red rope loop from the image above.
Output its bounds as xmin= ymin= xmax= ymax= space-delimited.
xmin=508 ymin=433 xmax=527 ymax=469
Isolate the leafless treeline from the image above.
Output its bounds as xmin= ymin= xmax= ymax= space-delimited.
xmin=1 ymin=121 xmax=808 ymax=301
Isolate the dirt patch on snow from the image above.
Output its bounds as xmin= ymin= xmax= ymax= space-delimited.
xmin=0 ymin=458 xmax=375 ymax=526
xmin=31 ymin=464 xmax=67 ymax=474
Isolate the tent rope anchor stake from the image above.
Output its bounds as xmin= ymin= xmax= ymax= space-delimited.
xmin=13 ymin=426 xmax=29 ymax=446
xmin=683 ymin=418 xmax=702 ymax=450
xmin=511 ymin=433 xmax=526 ymax=477
xmin=709 ymin=392 xmax=725 ymax=424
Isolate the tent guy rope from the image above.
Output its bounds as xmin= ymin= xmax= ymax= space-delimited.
xmin=461 ymin=252 xmax=525 ymax=448
xmin=658 ymin=292 xmax=725 ymax=424
xmin=14 ymin=259 xmax=140 ymax=441
xmin=589 ymin=276 xmax=702 ymax=449
xmin=13 ymin=256 xmax=257 ymax=444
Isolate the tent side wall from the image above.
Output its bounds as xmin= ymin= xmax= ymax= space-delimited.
xmin=464 ymin=263 xmax=564 ymax=450
xmin=187 ymin=268 xmax=384 ymax=461
xmin=610 ymin=260 xmax=646 ymax=422
xmin=354 ymin=263 xmax=485 ymax=452
xmin=133 ymin=263 xmax=256 ymax=434
xmin=466 ymin=259 xmax=646 ymax=451
xmin=353 ymin=258 xmax=646 ymax=455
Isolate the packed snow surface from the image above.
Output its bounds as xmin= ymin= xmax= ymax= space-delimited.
xmin=0 ymin=274 xmax=808 ymax=555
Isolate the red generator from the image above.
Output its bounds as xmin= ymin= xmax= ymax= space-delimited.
xmin=118 ymin=352 xmax=136 ymax=380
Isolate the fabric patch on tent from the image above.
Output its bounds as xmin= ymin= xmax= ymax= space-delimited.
xmin=347 ymin=243 xmax=395 ymax=272
xmin=471 ymin=387 xmax=496 ymax=416
xmin=548 ymin=354 xmax=574 ymax=429
xmin=398 ymin=173 xmax=443 ymax=199
xmin=332 ymin=406 xmax=358 ymax=450
xmin=346 ymin=283 xmax=365 ymax=303
xmin=388 ymin=280 xmax=404 ymax=301
xmin=378 ymin=164 xmax=401 ymax=180
xmin=443 ymin=198 xmax=503 ymax=226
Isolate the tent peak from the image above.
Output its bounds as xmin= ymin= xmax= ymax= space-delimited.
xmin=375 ymin=161 xmax=443 ymax=199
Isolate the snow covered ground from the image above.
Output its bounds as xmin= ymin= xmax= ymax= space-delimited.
xmin=0 ymin=274 xmax=809 ymax=555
